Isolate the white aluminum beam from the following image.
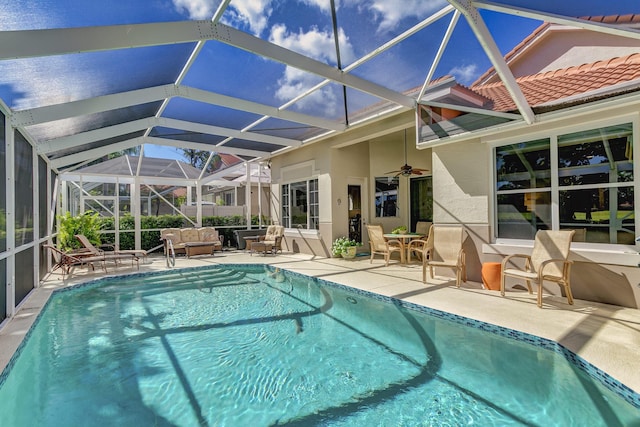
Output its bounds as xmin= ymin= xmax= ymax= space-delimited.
xmin=0 ymin=21 xmax=217 ymax=59
xmin=37 ymin=116 xmax=301 ymax=155
xmin=12 ymin=83 xmax=343 ymax=132
xmin=157 ymin=118 xmax=301 ymax=147
xmin=50 ymin=138 xmax=145 ymax=168
xmin=418 ymin=11 xmax=460 ymax=100
xmin=144 ymin=136 xmax=268 ymax=158
xmin=475 ymin=1 xmax=640 ymax=41
xmin=177 ymin=86 xmax=344 ymax=131
xmin=37 ymin=118 xmax=155 ymax=154
xmin=449 ymin=0 xmax=535 ymax=124
xmin=12 ymin=85 xmax=177 ymax=127
xmin=216 ymin=24 xmax=414 ymax=108
xmin=0 ymin=20 xmax=414 ymax=109
xmin=418 ymin=100 xmax=522 ymax=120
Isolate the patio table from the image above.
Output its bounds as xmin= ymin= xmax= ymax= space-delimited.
xmin=383 ymin=233 xmax=423 ymax=264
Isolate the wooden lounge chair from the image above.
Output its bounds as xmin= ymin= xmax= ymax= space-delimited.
xmin=422 ymin=225 xmax=466 ymax=287
xmin=500 ymin=230 xmax=575 ymax=308
xmin=74 ymin=234 xmax=140 ymax=270
xmin=45 ymin=245 xmax=107 ymax=277
xmin=365 ymin=224 xmax=402 ymax=266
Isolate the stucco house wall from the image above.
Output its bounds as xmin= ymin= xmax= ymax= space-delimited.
xmin=428 ymin=103 xmax=640 ymax=308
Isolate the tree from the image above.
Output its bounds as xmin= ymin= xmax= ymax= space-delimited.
xmin=180 ymin=149 xmax=223 ymax=173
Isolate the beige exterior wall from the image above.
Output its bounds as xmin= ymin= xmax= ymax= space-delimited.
xmin=427 ymin=103 xmax=640 ymax=308
xmin=270 ymin=110 xmax=432 ymax=256
xmin=491 ymin=28 xmax=640 ymax=82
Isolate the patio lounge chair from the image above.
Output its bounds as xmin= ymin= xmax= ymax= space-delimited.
xmin=366 ymin=224 xmax=402 ymax=266
xmin=45 ymin=245 xmax=107 ymax=277
xmin=500 ymin=229 xmax=575 ymax=308
xmin=423 ymin=225 xmax=466 ymax=287
xmin=74 ymin=234 xmax=140 ymax=270
xmin=259 ymin=225 xmax=285 ymax=254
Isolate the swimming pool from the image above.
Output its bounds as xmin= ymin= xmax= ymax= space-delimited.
xmin=0 ymin=265 xmax=638 ymax=426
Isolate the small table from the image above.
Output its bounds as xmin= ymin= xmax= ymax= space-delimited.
xmin=383 ymin=233 xmax=423 ymax=264
xmin=243 ymin=236 xmax=262 ymax=252
xmin=184 ymin=242 xmax=216 ymax=258
xmin=250 ymin=242 xmax=274 ymax=256
xmin=481 ymin=262 xmax=502 ymax=290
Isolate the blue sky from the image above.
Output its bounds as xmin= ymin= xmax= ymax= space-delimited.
xmin=1 ymin=0 xmax=639 ymax=163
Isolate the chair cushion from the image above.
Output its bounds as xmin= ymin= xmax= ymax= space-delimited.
xmin=161 ymin=228 xmax=183 ymax=244
xmin=181 ymin=228 xmax=200 ymax=242
xmin=198 ymin=227 xmax=218 ymax=241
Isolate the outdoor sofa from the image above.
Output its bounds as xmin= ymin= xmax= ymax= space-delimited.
xmin=160 ymin=227 xmax=224 ymax=257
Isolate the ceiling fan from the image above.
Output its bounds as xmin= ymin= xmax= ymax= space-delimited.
xmin=386 ymin=129 xmax=429 ymax=177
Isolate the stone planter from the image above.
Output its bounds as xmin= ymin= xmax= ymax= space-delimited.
xmin=342 ymin=246 xmax=357 ymax=259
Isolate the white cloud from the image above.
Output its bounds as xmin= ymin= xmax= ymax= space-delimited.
xmin=269 ymin=24 xmax=356 ymax=116
xmin=224 ymin=0 xmax=273 ymax=36
xmin=269 ymin=23 xmax=355 ymax=65
xmin=298 ymin=0 xmax=340 ymax=13
xmin=275 ymin=66 xmax=339 ymax=117
xmin=172 ymin=0 xmax=217 ymax=20
xmin=367 ymin=0 xmax=448 ymax=32
xmin=172 ymin=0 xmax=272 ymax=35
xmin=449 ymin=63 xmax=478 ymax=85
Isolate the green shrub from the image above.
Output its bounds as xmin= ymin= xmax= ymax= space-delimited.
xmin=58 ymin=211 xmax=101 ymax=251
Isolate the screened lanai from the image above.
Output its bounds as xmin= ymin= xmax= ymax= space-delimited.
xmin=1 ymin=0 xmax=640 ymax=321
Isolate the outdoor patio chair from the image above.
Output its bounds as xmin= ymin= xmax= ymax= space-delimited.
xmin=500 ymin=229 xmax=575 ymax=308
xmin=414 ymin=221 xmax=432 ymax=237
xmin=45 ymin=245 xmax=107 ymax=277
xmin=74 ymin=234 xmax=140 ymax=270
xmin=366 ymin=224 xmax=402 ymax=266
xmin=423 ymin=225 xmax=466 ymax=287
xmin=406 ymin=224 xmax=434 ymax=263
xmin=259 ymin=225 xmax=285 ymax=253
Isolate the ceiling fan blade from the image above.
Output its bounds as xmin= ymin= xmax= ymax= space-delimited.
xmin=412 ymin=170 xmax=423 ymax=175
xmin=412 ymin=168 xmax=430 ymax=172
xmin=386 ymin=170 xmax=401 ymax=174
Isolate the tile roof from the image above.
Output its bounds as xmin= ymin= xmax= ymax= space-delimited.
xmin=473 ymin=14 xmax=640 ymax=86
xmin=472 ymin=53 xmax=640 ymax=112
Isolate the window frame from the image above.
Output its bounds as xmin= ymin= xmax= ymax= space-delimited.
xmin=489 ymin=115 xmax=639 ymax=250
xmin=280 ymin=177 xmax=319 ymax=230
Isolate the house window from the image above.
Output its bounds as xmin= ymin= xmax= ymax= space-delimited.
xmin=375 ymin=177 xmax=399 ymax=217
xmin=281 ymin=178 xmax=319 ymax=229
xmin=223 ymin=191 xmax=234 ymax=206
xmin=495 ymin=123 xmax=634 ymax=244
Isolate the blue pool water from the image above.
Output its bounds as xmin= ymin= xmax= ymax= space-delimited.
xmin=0 ymin=265 xmax=638 ymax=426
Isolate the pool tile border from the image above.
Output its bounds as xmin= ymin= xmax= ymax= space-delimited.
xmin=2 ymin=263 xmax=639 ymax=410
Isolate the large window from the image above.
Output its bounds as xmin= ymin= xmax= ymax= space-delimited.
xmin=375 ymin=177 xmax=399 ymax=217
xmin=495 ymin=123 xmax=634 ymax=244
xmin=281 ymin=179 xmax=318 ymax=229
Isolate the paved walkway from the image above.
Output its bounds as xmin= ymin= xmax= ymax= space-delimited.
xmin=2 ymin=250 xmax=640 ymax=397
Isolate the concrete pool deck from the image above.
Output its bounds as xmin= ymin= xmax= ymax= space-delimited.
xmin=2 ymin=250 xmax=640 ymax=399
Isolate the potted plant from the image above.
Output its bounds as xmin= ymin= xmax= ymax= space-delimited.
xmin=391 ymin=225 xmax=408 ymax=234
xmin=331 ymin=236 xmax=362 ymax=259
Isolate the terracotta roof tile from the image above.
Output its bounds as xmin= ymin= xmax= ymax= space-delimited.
xmin=472 ymin=53 xmax=640 ymax=111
